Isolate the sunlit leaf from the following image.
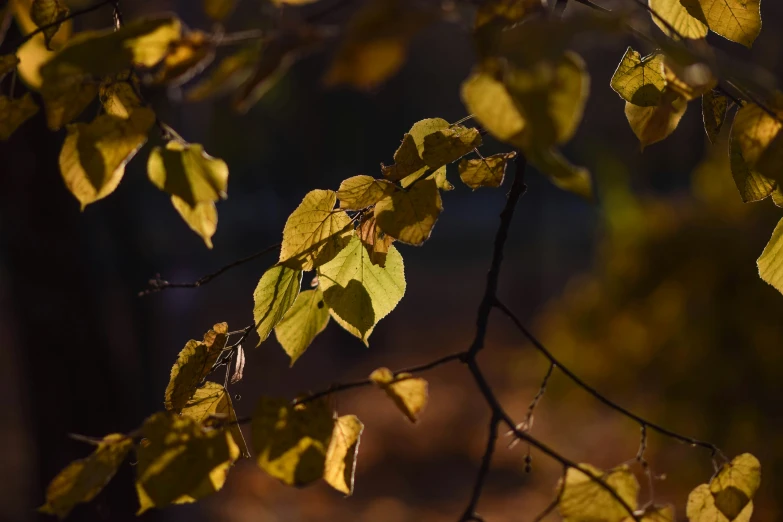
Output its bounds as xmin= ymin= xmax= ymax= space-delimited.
xmin=625 ymin=90 xmax=688 ymax=149
xmin=323 ymin=0 xmax=433 ymax=89
xmin=610 ymin=48 xmax=665 ymax=107
xmin=357 ymin=216 xmax=394 ymax=267
xmin=253 ymin=265 xmax=302 ymax=344
xmin=731 ymin=102 xmax=783 ymax=186
xmin=374 ymin=178 xmax=442 ymax=246
xmin=59 ymin=108 xmax=155 ymax=209
xmin=30 ymin=0 xmax=69 ymax=50
xmin=203 ymin=0 xmax=237 ymax=21
xmin=381 ymin=118 xmax=450 ymax=181
xmin=558 ymin=464 xmax=639 ymax=522
xmin=11 ymin=0 xmax=72 ymax=88
xmin=135 ymin=412 xmax=239 ymax=514
xmin=686 ymin=484 xmax=753 ymax=522
xmin=703 ymin=90 xmax=728 ymax=143
xmin=0 ymin=93 xmax=39 ymax=140
xmin=251 ymin=396 xmax=334 ymax=486
xmin=663 ymin=57 xmax=716 ymax=102
xmin=318 ymin=236 xmax=406 ymax=344
xmin=39 ymin=434 xmax=132 ymax=519
xmin=369 ymin=367 xmax=428 ymax=422
xmin=709 ymin=453 xmax=761 ymax=519
xmin=461 ymin=69 xmax=526 ymax=143
xmin=164 ymin=322 xmax=229 ymax=413
xmin=186 ymin=46 xmax=259 ymax=102
xmin=279 ymin=189 xmax=354 ymax=270
xmin=421 ymin=126 xmax=482 ymax=169
xmin=148 ymin=141 xmax=229 ymax=208
xmin=274 ymin=288 xmax=330 ymax=365
xmin=172 ymin=197 xmax=218 ymax=248
xmin=324 ymin=415 xmax=363 ymax=495
xmin=459 ymin=152 xmax=516 ymax=190
xmin=337 ymin=175 xmax=396 ymax=210
xmin=729 ymin=130 xmax=775 ymax=202
xmin=688 ymin=0 xmax=761 ymax=48
xmin=648 ymin=0 xmax=708 ymax=40
xmin=153 ymin=31 xmax=215 ymax=86
xmin=181 ymin=381 xmax=249 ymax=458
xmin=527 ymin=147 xmax=593 ymax=200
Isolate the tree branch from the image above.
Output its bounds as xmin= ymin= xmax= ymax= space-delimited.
xmin=459 ymin=413 xmax=500 ymax=522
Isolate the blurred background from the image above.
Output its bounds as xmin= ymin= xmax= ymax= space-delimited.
xmin=1 ymin=0 xmax=782 ymax=521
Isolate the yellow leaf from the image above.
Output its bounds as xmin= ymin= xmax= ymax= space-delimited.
xmin=172 ymin=196 xmax=218 ymax=248
xmin=773 ymin=186 xmax=783 ymax=208
xmin=318 ymin=236 xmax=406 ymax=344
xmin=41 ymin=76 xmax=98 ymax=130
xmin=625 ymin=90 xmax=688 ymax=149
xmin=59 ymin=108 xmax=155 ymax=209
xmin=610 ymin=48 xmax=665 ymax=107
xmin=558 ymin=464 xmax=639 ymax=522
xmin=729 ymin=130 xmax=775 ymax=203
xmin=186 ymin=46 xmax=259 ymax=102
xmin=421 ymin=126 xmax=482 ymax=169
xmin=475 ymin=0 xmax=544 ymax=28
xmin=39 ymin=434 xmax=132 ymax=519
xmin=461 ymin=69 xmax=526 ymax=143
xmin=147 ymin=141 xmax=229 ymax=208
xmin=357 ymin=216 xmax=394 ymax=267
xmin=251 ymin=397 xmax=334 ymax=486
xmin=526 ymin=147 xmax=593 ymax=200
xmin=181 ymin=382 xmax=249 ymax=458
xmin=663 ymin=57 xmax=716 ymax=102
xmin=253 ymin=265 xmax=302 ymax=344
xmin=203 ymin=0 xmax=237 ymax=21
xmin=30 ymin=0 xmax=69 ymax=50
xmin=323 ymin=0 xmax=432 ymax=89
xmin=135 ymin=412 xmax=239 ymax=514
xmin=153 ymin=31 xmax=215 ymax=86
xmin=99 ymin=79 xmax=142 ymax=119
xmin=709 ymin=453 xmax=761 ymax=519
xmin=369 ymin=367 xmax=428 ymax=422
xmin=11 ymin=0 xmax=72 ymax=88
xmin=459 ymin=152 xmax=517 ymax=190
xmin=274 ymin=288 xmax=331 ymax=365
xmin=337 ymin=175 xmax=396 ymax=210
xmin=324 ymin=415 xmax=363 ymax=495
xmin=381 ymin=133 xmax=428 ymax=181
xmin=279 ymin=189 xmax=354 ymax=270
xmin=702 ymin=90 xmax=728 ymax=143
xmin=164 ymin=322 xmax=229 ymax=413
xmin=0 ymin=93 xmax=39 ymax=140
xmin=648 ymin=0 xmax=708 ymax=39
xmin=688 ymin=0 xmax=761 ymax=47
xmin=731 ymin=102 xmax=783 ymax=185
xmin=687 ymin=484 xmax=753 ymax=522
xmin=374 ymin=178 xmax=442 ymax=245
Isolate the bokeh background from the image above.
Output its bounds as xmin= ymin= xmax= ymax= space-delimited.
xmin=1 ymin=0 xmax=782 ymax=521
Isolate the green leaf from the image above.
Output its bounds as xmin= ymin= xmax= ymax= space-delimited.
xmin=337 ymin=175 xmax=396 ymax=210
xmin=135 ymin=412 xmax=239 ymax=514
xmin=624 ymin=90 xmax=688 ymax=149
xmin=0 ymin=93 xmax=39 ymax=140
xmin=59 ymin=108 xmax=156 ymax=209
xmin=558 ymin=464 xmax=639 ymax=522
xmin=759 ymin=219 xmax=783 ymax=294
xmin=39 ymin=434 xmax=132 ymax=519
xmin=30 ymin=0 xmax=69 ymax=50
xmin=374 ymin=178 xmax=442 ymax=246
xmin=251 ymin=397 xmax=334 ymax=486
xmin=279 ymin=189 xmax=354 ymax=270
xmin=274 ymin=288 xmax=331 ymax=365
xmin=459 ymin=152 xmax=516 ymax=190
xmin=648 ymin=0 xmax=708 ymax=40
xmin=318 ymin=235 xmax=406 ymax=344
xmin=253 ymin=265 xmax=302 ymax=344
xmin=421 ymin=126 xmax=482 ymax=169
xmin=324 ymin=415 xmax=364 ymax=495
xmin=186 ymin=46 xmax=259 ymax=102
xmin=147 ymin=141 xmax=229 ymax=208
xmin=610 ymin=48 xmax=665 ymax=107
xmin=688 ymin=0 xmax=761 ymax=48
xmin=323 ymin=0 xmax=433 ymax=89
xmin=181 ymin=381 xmax=249 ymax=458
xmin=729 ymin=130 xmax=775 ymax=203
xmin=164 ymin=322 xmax=229 ymax=413
xmin=203 ymin=0 xmax=237 ymax=21
xmin=369 ymin=367 xmax=428 ymax=422
xmin=702 ymin=90 xmax=728 ymax=144
xmin=171 ymin=196 xmax=219 ymax=248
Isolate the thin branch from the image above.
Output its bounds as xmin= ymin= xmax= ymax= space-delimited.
xmin=493 ymin=299 xmax=727 ymax=463
xmin=573 ymin=0 xmax=610 ymax=13
xmin=460 ymin=413 xmax=501 ymax=522
xmin=139 ymin=243 xmax=281 ymax=296
xmin=11 ymin=0 xmax=115 ymax=48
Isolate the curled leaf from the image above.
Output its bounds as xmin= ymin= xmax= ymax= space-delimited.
xmin=369 ymin=367 xmax=428 ymax=422
xmin=324 ymin=415 xmax=363 ymax=495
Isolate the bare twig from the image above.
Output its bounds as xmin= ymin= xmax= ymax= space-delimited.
xmin=460 ymin=413 xmax=501 ymax=522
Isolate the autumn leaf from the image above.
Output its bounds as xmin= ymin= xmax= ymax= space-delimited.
xmin=663 ymin=57 xmax=716 ymax=102
xmin=153 ymin=31 xmax=215 ymax=86
xmin=687 ymin=484 xmax=753 ymax=522
xmin=381 ymin=118 xmax=452 ymax=181
xmin=648 ymin=0 xmax=708 ymax=40
xmin=557 ymin=464 xmax=639 ymax=522
xmin=357 ymin=216 xmax=394 ymax=267
xmin=462 ymin=70 xmax=526 ymax=144
xmin=251 ymin=397 xmax=334 ymax=486
xmin=625 ymin=90 xmax=688 ymax=149
xmin=318 ymin=236 xmax=406 ymax=344
xmin=610 ymin=48 xmax=665 ymax=107
xmin=274 ymin=288 xmax=331 ymax=365
xmin=729 ymin=131 xmax=775 ymax=203
xmin=459 ymin=152 xmax=516 ymax=190
xmin=703 ymin=90 xmax=728 ymax=143
xmin=759 ymin=220 xmax=783 ymax=296
xmin=686 ymin=453 xmax=760 ymax=522
xmin=253 ymin=265 xmax=302 ymax=344
xmin=186 ymin=46 xmax=260 ymax=102
xmin=0 ymin=93 xmax=39 ymax=140
xmin=135 ymin=412 xmax=239 ymax=514
xmin=279 ymin=189 xmax=354 ymax=270
xmin=164 ymin=322 xmax=229 ymax=413
xmin=41 ymin=77 xmax=98 ymax=131
xmin=39 ymin=434 xmax=132 ymax=519
xmin=181 ymin=382 xmax=249 ymax=458
xmin=337 ymin=175 xmax=396 ymax=210
xmin=369 ymin=367 xmax=428 ymax=422
xmin=687 ymin=0 xmax=762 ymax=48
xmin=374 ymin=178 xmax=442 ymax=246
xmin=148 ymin=141 xmax=229 ymax=208
xmin=526 ymin=147 xmax=593 ymax=201
xmin=324 ymin=415 xmax=363 ymax=495
xmin=30 ymin=0 xmax=69 ymax=50
xmin=421 ymin=126 xmax=483 ymax=169
xmin=624 ymin=505 xmax=675 ymax=522
xmin=731 ymin=102 xmax=783 ymax=186
xmin=171 ymin=197 xmax=219 ymax=248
